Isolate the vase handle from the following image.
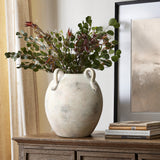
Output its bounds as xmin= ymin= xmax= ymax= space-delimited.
xmin=84 ymin=68 xmax=97 ymax=91
xmin=51 ymin=68 xmax=64 ymax=90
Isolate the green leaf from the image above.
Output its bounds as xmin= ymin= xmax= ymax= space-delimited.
xmin=24 ymin=36 xmax=28 ymax=41
xmin=55 ymin=33 xmax=59 ymax=38
xmin=99 ymin=64 xmax=104 ymax=70
xmin=114 ymin=23 xmax=120 ymax=28
xmin=56 ymin=43 xmax=62 ymax=48
xmin=103 ymin=60 xmax=112 ymax=67
xmin=40 ymin=51 xmax=47 ymax=56
xmin=23 ymin=32 xmax=28 ymax=36
xmin=71 ymin=35 xmax=75 ymax=41
xmin=30 ymin=47 xmax=34 ymax=51
xmin=96 ymin=26 xmax=103 ymax=32
xmin=33 ymin=43 xmax=39 ymax=51
xmin=53 ymin=38 xmax=57 ymax=43
xmin=84 ymin=23 xmax=88 ymax=29
xmin=33 ymin=68 xmax=39 ymax=72
xmin=86 ymin=16 xmax=92 ymax=26
xmin=112 ymin=40 xmax=118 ymax=45
xmin=116 ymin=54 xmax=121 ymax=58
xmin=102 ymin=50 xmax=107 ymax=54
xmin=23 ymin=66 xmax=28 ymax=70
xmin=116 ymin=49 xmax=121 ymax=55
xmin=64 ymin=39 xmax=70 ymax=46
xmin=109 ymin=49 xmax=114 ymax=54
xmin=21 ymin=55 xmax=24 ymax=59
xmin=83 ymin=28 xmax=88 ymax=34
xmin=27 ymin=42 xmax=31 ymax=47
xmin=28 ymin=63 xmax=34 ymax=68
xmin=101 ymin=53 xmax=109 ymax=59
xmin=94 ymin=59 xmax=100 ymax=66
xmin=58 ymin=37 xmax=62 ymax=41
xmin=40 ymin=38 xmax=44 ymax=42
xmin=5 ymin=52 xmax=11 ymax=58
xmin=34 ymin=52 xmax=41 ymax=56
xmin=107 ymin=30 xmax=114 ymax=36
xmin=21 ymin=47 xmax=27 ymax=53
xmin=95 ymin=47 xmax=101 ymax=52
xmin=27 ymin=50 xmax=32 ymax=55
xmin=69 ymin=43 xmax=74 ymax=48
xmin=29 ymin=36 xmax=33 ymax=40
xmin=111 ymin=55 xmax=119 ymax=62
xmin=109 ymin=18 xmax=120 ymax=28
xmin=105 ymin=42 xmax=112 ymax=49
xmin=90 ymin=54 xmax=95 ymax=60
xmin=78 ymin=23 xmax=82 ymax=29
xmin=94 ymin=51 xmax=99 ymax=57
xmin=16 ymin=32 xmax=20 ymax=35
xmin=115 ymin=49 xmax=121 ymax=58
xmin=109 ymin=18 xmax=117 ymax=26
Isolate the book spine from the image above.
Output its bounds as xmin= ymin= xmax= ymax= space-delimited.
xmin=109 ymin=126 xmax=147 ymax=130
xmin=105 ymin=135 xmax=150 ymax=139
xmin=105 ymin=129 xmax=150 ymax=136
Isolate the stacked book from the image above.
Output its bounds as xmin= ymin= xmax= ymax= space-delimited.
xmin=105 ymin=121 xmax=160 ymax=139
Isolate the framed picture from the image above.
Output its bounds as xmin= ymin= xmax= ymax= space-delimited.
xmin=114 ymin=0 xmax=160 ymax=122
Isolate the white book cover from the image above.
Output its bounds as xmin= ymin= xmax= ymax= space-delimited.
xmin=105 ymin=129 xmax=160 ymax=136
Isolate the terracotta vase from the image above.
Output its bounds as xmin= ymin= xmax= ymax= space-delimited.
xmin=45 ymin=68 xmax=103 ymax=137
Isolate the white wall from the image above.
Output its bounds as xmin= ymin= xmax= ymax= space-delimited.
xmin=30 ymin=0 xmax=132 ymax=132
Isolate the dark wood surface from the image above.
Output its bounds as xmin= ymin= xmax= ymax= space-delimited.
xmin=13 ymin=132 xmax=160 ymax=160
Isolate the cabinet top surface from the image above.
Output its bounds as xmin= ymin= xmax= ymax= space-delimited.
xmin=13 ymin=132 xmax=160 ymax=149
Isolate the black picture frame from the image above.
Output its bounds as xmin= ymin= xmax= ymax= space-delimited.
xmin=114 ymin=0 xmax=160 ymax=122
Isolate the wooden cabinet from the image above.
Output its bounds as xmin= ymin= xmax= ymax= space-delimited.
xmin=13 ymin=132 xmax=160 ymax=160
xmin=77 ymin=151 xmax=135 ymax=160
xmin=138 ymin=154 xmax=160 ymax=160
xmin=21 ymin=149 xmax=74 ymax=160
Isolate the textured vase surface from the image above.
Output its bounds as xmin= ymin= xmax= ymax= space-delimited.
xmin=45 ymin=68 xmax=103 ymax=137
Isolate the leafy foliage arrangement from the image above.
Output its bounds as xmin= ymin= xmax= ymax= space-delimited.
xmin=5 ymin=16 xmax=121 ymax=73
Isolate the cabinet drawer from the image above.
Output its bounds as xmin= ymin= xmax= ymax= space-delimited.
xmin=77 ymin=151 xmax=135 ymax=160
xmin=138 ymin=154 xmax=160 ymax=160
xmin=23 ymin=149 xmax=74 ymax=160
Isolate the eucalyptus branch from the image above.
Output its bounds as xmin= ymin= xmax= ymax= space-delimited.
xmin=5 ymin=16 xmax=121 ymax=73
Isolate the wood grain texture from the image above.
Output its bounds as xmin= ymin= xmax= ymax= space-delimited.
xmin=77 ymin=151 xmax=135 ymax=160
xmin=13 ymin=132 xmax=160 ymax=160
xmin=0 ymin=0 xmax=11 ymax=159
xmin=13 ymin=132 xmax=160 ymax=150
xmin=24 ymin=149 xmax=74 ymax=160
xmin=138 ymin=154 xmax=160 ymax=160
